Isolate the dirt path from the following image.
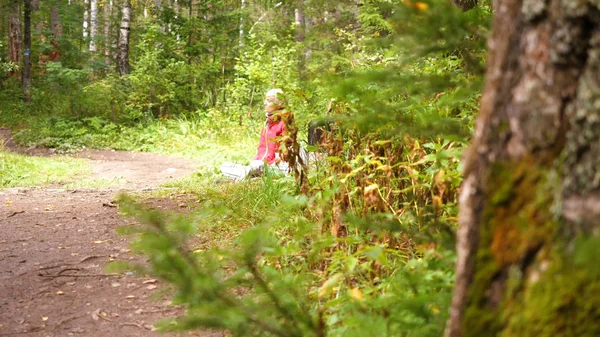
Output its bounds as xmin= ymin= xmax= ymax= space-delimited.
xmin=0 ymin=129 xmax=220 ymax=337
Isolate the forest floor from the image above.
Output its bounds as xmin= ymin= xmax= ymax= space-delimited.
xmin=0 ymin=129 xmax=222 ymax=337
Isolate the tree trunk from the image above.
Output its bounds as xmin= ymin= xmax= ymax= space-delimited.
xmin=8 ymin=0 xmax=22 ymax=79
xmin=446 ymin=1 xmax=600 ymax=336
xmin=83 ymin=0 xmax=90 ymax=40
xmin=294 ymin=2 xmax=306 ymax=78
xmin=118 ymin=0 xmax=131 ymax=76
xmin=104 ymin=0 xmax=112 ymax=69
xmin=48 ymin=3 xmax=62 ymax=63
xmin=90 ymin=0 xmax=98 ymax=51
xmin=23 ymin=0 xmax=32 ymax=102
xmin=239 ymin=0 xmax=246 ymax=48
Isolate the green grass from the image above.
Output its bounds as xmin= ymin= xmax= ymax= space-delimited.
xmin=0 ymin=150 xmax=92 ymax=188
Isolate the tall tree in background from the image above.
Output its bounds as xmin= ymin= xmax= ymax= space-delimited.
xmin=103 ymin=0 xmax=112 ymax=68
xmin=90 ymin=0 xmax=98 ymax=51
xmin=8 ymin=0 xmax=22 ymax=79
xmin=118 ymin=0 xmax=131 ymax=75
xmin=23 ymin=0 xmax=32 ymax=101
xmin=446 ymin=1 xmax=600 ymax=336
xmin=83 ymin=0 xmax=90 ymax=41
xmin=49 ymin=1 xmax=62 ymax=62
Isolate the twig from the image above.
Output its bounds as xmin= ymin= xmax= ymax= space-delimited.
xmin=38 ymin=263 xmax=68 ymax=271
xmin=78 ymin=255 xmax=103 ymax=263
xmin=7 ymin=211 xmax=25 ymax=218
xmin=38 ymin=272 xmax=120 ymax=279
xmin=120 ymin=322 xmax=149 ymax=329
xmin=58 ymin=267 xmax=81 ymax=275
xmin=56 ymin=313 xmax=86 ymax=327
xmin=0 ymin=326 xmax=43 ymax=336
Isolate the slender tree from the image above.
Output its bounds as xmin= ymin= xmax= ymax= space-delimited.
xmin=118 ymin=0 xmax=131 ymax=75
xmin=90 ymin=0 xmax=98 ymax=51
xmin=446 ymin=1 xmax=600 ymax=336
xmin=103 ymin=0 xmax=112 ymax=68
xmin=83 ymin=0 xmax=90 ymax=40
xmin=8 ymin=0 xmax=22 ymax=79
xmin=49 ymin=1 xmax=62 ymax=62
xmin=23 ymin=0 xmax=32 ymax=101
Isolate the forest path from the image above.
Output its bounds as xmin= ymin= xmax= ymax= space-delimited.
xmin=0 ymin=129 xmax=220 ymax=337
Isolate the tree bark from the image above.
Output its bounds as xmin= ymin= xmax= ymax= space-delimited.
xmin=8 ymin=0 xmax=22 ymax=79
xmin=90 ymin=0 xmax=98 ymax=51
xmin=239 ymin=0 xmax=246 ymax=48
xmin=104 ymin=0 xmax=112 ymax=69
xmin=294 ymin=2 xmax=307 ymax=79
xmin=49 ymin=2 xmax=62 ymax=62
xmin=83 ymin=0 xmax=90 ymax=40
xmin=23 ymin=0 xmax=32 ymax=102
xmin=118 ymin=0 xmax=131 ymax=76
xmin=446 ymin=0 xmax=600 ymax=336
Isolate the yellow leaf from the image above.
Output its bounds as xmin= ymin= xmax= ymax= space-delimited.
xmin=349 ymin=288 xmax=363 ymax=301
xmin=415 ymin=2 xmax=429 ymax=11
xmin=318 ymin=273 xmax=343 ymax=298
xmin=56 ymin=291 xmax=64 ymax=295
xmin=5 ymin=200 xmax=12 ymax=206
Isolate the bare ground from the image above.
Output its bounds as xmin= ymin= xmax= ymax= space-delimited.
xmin=0 ymin=129 xmax=221 ymax=337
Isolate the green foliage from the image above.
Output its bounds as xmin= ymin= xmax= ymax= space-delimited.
xmin=117 ymin=175 xmax=455 ymax=336
xmin=1 ymin=0 xmax=492 ymax=336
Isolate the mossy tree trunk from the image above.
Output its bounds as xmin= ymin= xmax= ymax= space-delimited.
xmin=446 ymin=0 xmax=600 ymax=336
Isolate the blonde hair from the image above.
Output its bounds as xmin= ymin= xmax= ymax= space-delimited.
xmin=265 ymin=88 xmax=284 ymax=106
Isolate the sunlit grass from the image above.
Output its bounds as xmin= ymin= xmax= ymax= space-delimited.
xmin=0 ymin=150 xmax=92 ymax=188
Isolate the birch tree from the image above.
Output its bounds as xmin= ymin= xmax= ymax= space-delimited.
xmin=446 ymin=0 xmax=600 ymax=336
xmin=103 ymin=0 xmax=112 ymax=68
xmin=118 ymin=0 xmax=131 ymax=75
xmin=90 ymin=0 xmax=98 ymax=51
xmin=83 ymin=0 xmax=90 ymax=40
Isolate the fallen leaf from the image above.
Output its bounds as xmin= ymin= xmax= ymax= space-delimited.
xmin=42 ymin=317 xmax=49 ymax=321
xmin=56 ymin=291 xmax=64 ymax=295
xmin=125 ymin=295 xmax=135 ymax=299
xmin=111 ymin=282 xmax=121 ymax=287
xmin=318 ymin=273 xmax=343 ymax=298
xmin=146 ymin=285 xmax=157 ymax=290
xmin=142 ymin=279 xmax=157 ymax=284
xmin=5 ymin=200 xmax=13 ymax=206
xmin=349 ymin=288 xmax=363 ymax=301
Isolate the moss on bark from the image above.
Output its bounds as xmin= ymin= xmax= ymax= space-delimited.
xmin=462 ymin=159 xmax=600 ymax=336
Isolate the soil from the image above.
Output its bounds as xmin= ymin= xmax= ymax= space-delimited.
xmin=0 ymin=129 xmax=222 ymax=337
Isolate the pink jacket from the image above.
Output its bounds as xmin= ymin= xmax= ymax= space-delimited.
xmin=254 ymin=119 xmax=286 ymax=164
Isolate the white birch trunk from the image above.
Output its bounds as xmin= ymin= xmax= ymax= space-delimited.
xmin=118 ymin=0 xmax=131 ymax=75
xmin=239 ymin=0 xmax=246 ymax=48
xmin=90 ymin=0 xmax=98 ymax=51
xmin=104 ymin=0 xmax=112 ymax=69
xmin=83 ymin=0 xmax=90 ymax=40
